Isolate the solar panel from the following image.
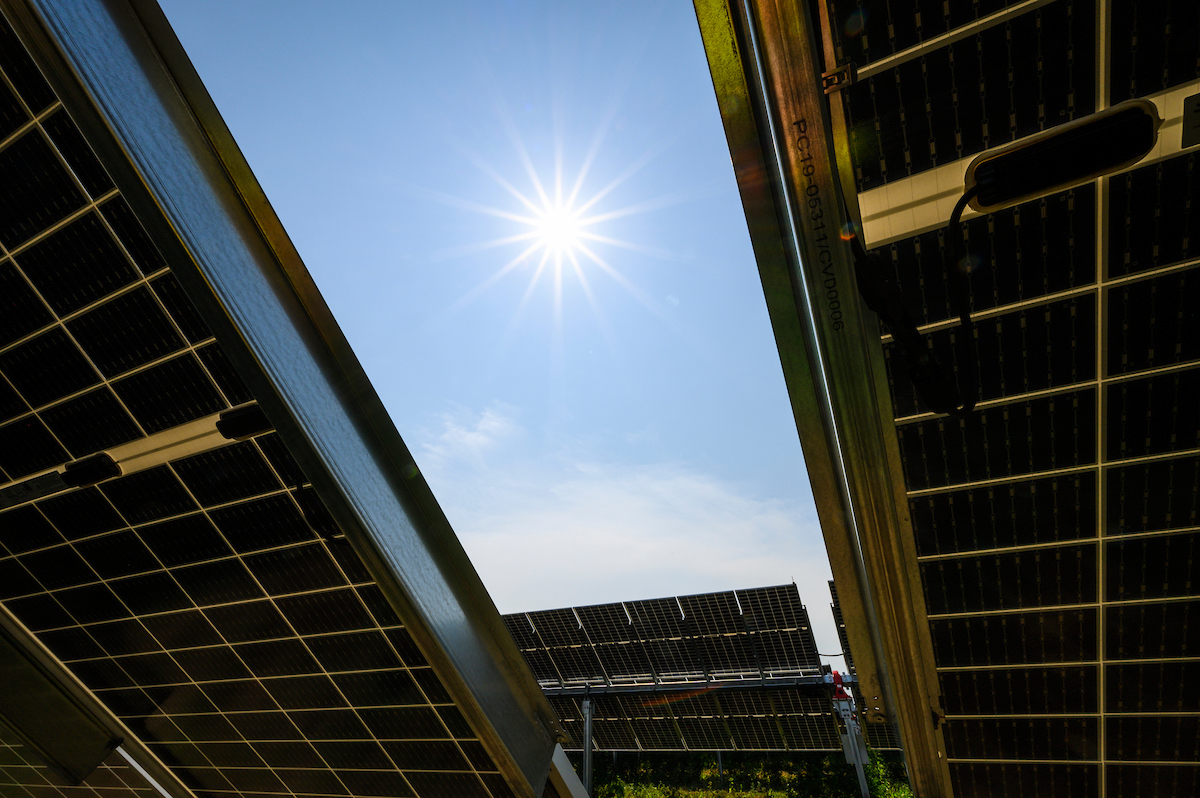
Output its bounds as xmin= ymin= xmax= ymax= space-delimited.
xmin=505 ymin=585 xmax=841 ymax=752
xmin=828 ymin=581 xmax=854 ymax=674
xmin=510 ymin=585 xmax=821 ymax=689
xmin=698 ymin=0 xmax=1200 ymax=784
xmin=0 ymin=5 xmax=560 ymax=797
xmin=838 ymin=0 xmax=1200 ymax=778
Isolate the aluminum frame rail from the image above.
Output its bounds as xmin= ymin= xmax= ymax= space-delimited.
xmin=542 ymin=672 xmax=848 ymax=698
xmin=1 ymin=1 xmax=562 ymax=795
xmin=690 ymin=1 xmax=951 ymax=795
xmin=0 ymin=604 xmax=195 ymax=798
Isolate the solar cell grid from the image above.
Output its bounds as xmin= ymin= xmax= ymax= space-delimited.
xmin=675 ymin=717 xmax=731 ymax=751
xmin=0 ymin=125 xmax=87 ymax=249
xmin=723 ymin=716 xmax=782 ymax=751
xmin=626 ymin=717 xmax=680 ymax=751
xmin=689 ymin=638 xmax=745 ymax=679
xmin=542 ymin=645 xmax=606 ymax=688
xmin=910 ymin=474 xmax=1097 ymax=557
xmin=677 ymin=591 xmax=742 ymax=636
xmin=573 ymin=603 xmax=632 ymax=644
xmin=875 ymin=186 xmax=1096 ymax=328
xmin=856 ymin=47 xmax=1200 ymax=770
xmin=946 ymin=717 xmax=1100 ymax=761
xmin=1108 ymin=266 xmax=1200 ymax=376
xmin=1110 ymin=151 xmax=1199 ymax=277
xmin=886 ymin=294 xmax=1097 ymax=418
xmin=737 ymin=585 xmax=803 ymax=632
xmin=1105 ymin=454 xmax=1199 ymax=536
xmin=524 ymin=608 xmax=585 ymax=649
xmin=920 ymin=543 xmax=1098 ymax=615
xmin=840 ymin=1 xmax=1094 ymax=193
xmin=1111 ymin=0 xmax=1200 ymax=98
xmin=1107 ymin=367 xmax=1200 ymax=460
xmin=625 ymin=597 xmax=684 ymax=638
xmin=1105 ymin=531 xmax=1200 ymax=602
xmin=948 ymin=762 xmax=1099 ymax=798
xmin=778 ymin=714 xmax=840 ymax=751
xmin=752 ymin=629 xmax=820 ymax=675
xmin=1106 ymin=661 xmax=1200 ymax=714
xmin=940 ymin=666 xmax=1099 ymax=716
xmin=591 ymin=642 xmax=652 ymax=685
xmin=929 ymin=608 xmax=1098 ymax=668
xmin=824 ymin=0 xmax=1016 ymax=69
xmin=586 ymin=697 xmax=636 ymax=750
xmin=1107 ymin=764 xmax=1200 ymax=798
xmin=641 ymin=637 xmax=700 ymax=683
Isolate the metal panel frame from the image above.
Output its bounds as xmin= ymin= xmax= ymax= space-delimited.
xmin=691 ymin=0 xmax=951 ymax=794
xmin=0 ymin=1 xmax=561 ymax=795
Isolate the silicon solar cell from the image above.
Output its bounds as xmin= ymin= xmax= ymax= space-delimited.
xmin=1110 ymin=0 xmax=1200 ymax=109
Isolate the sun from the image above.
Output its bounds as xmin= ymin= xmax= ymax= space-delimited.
xmin=534 ymin=203 xmax=584 ymax=255
xmin=428 ymin=107 xmax=678 ymax=344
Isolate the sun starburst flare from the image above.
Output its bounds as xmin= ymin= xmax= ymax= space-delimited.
xmin=424 ymin=106 xmax=691 ymax=354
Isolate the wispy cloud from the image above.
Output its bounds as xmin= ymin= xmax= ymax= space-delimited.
xmin=418 ymin=405 xmax=520 ymax=471
xmin=415 ymin=406 xmax=844 ymax=664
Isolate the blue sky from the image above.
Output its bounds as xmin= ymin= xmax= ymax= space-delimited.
xmin=158 ymin=0 xmax=840 ymax=660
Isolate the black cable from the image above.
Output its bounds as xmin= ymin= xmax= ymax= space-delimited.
xmin=850 ymin=227 xmax=962 ymax=415
xmin=945 ymin=185 xmax=981 ymax=416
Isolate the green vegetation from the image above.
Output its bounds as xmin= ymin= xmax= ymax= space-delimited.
xmin=578 ymin=750 xmax=913 ymax=798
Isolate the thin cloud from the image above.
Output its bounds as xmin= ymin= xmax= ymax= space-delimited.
xmin=416 ymin=406 xmax=843 ymax=661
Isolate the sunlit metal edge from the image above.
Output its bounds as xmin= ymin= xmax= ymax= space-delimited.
xmin=691 ymin=0 xmax=952 ymax=795
xmin=2 ymin=1 xmax=562 ymax=795
xmin=690 ymin=0 xmax=893 ymax=731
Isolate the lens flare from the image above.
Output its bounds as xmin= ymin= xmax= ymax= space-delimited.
xmin=845 ymin=10 xmax=866 ymax=37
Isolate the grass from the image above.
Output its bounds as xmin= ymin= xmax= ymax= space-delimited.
xmin=578 ymin=750 xmax=914 ymax=798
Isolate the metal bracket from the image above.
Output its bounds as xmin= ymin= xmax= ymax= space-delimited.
xmin=822 ymin=63 xmax=857 ymax=94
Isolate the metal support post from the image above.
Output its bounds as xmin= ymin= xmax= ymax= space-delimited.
xmin=834 ymin=673 xmax=870 ymax=798
xmin=581 ymin=693 xmax=594 ymax=795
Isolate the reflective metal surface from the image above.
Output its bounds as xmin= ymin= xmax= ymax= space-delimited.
xmin=692 ymin=0 xmax=951 ymax=794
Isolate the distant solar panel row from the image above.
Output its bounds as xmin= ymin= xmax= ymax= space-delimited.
xmin=0 ymin=8 xmax=523 ymax=798
xmin=547 ymin=688 xmax=839 ymax=753
xmin=827 ymin=581 xmax=854 ymax=675
xmin=502 ymin=585 xmax=822 ymax=689
xmin=503 ymin=586 xmax=850 ymax=753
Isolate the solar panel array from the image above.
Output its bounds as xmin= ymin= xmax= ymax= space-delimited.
xmin=824 ymin=1 xmax=1200 ymax=795
xmin=503 ymin=585 xmax=840 ymax=751
xmin=504 ymin=585 xmax=821 ymax=689
xmin=0 ymin=12 xmax=518 ymax=798
xmin=542 ymin=688 xmax=839 ymax=753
